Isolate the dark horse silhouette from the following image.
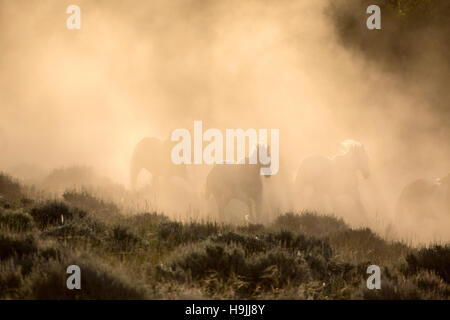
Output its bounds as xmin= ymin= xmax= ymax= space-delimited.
xmin=130 ymin=137 xmax=187 ymax=190
xmin=396 ymin=173 xmax=450 ymax=221
xmin=294 ymin=140 xmax=370 ymax=219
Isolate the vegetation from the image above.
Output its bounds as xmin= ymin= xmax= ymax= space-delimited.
xmin=329 ymin=0 xmax=450 ymax=68
xmin=0 ymin=171 xmax=448 ymax=299
xmin=328 ymin=0 xmax=450 ymax=129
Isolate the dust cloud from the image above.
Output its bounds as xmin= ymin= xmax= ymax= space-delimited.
xmin=0 ymin=0 xmax=448 ymax=243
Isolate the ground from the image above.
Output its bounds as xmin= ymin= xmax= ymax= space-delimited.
xmin=0 ymin=171 xmax=449 ymax=299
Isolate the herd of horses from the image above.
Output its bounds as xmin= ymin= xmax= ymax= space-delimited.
xmin=130 ymin=137 xmax=449 ymax=224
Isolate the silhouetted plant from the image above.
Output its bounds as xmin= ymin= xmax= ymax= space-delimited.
xmin=0 ymin=234 xmax=38 ymax=260
xmin=30 ymin=201 xmax=72 ymax=229
xmin=404 ymin=245 xmax=450 ymax=283
xmin=63 ymin=190 xmax=118 ymax=215
xmin=0 ymin=209 xmax=34 ymax=232
xmin=273 ymin=212 xmax=349 ymax=237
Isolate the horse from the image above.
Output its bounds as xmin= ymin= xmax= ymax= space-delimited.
xmin=294 ymin=140 xmax=370 ymax=221
xmin=396 ymin=173 xmax=450 ymax=221
xmin=261 ymin=160 xmax=295 ymax=218
xmin=205 ymin=146 xmax=270 ymax=222
xmin=130 ymin=137 xmax=187 ymax=190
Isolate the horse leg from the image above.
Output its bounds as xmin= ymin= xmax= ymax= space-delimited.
xmin=152 ymin=174 xmax=160 ymax=191
xmin=130 ymin=164 xmax=141 ymax=191
xmin=217 ymin=196 xmax=227 ymax=222
xmin=354 ymin=197 xmax=366 ymax=215
xmin=254 ymin=194 xmax=263 ymax=223
xmin=352 ymin=193 xmax=369 ymax=225
xmin=245 ymin=198 xmax=258 ymax=223
xmin=243 ymin=198 xmax=252 ymax=223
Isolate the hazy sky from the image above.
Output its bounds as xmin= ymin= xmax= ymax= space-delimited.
xmin=0 ymin=0 xmax=448 ymax=199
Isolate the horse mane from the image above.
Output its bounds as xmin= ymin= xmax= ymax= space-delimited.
xmin=436 ymin=173 xmax=450 ymax=186
xmin=339 ymin=139 xmax=364 ymax=155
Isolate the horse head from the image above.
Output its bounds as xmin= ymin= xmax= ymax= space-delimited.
xmin=251 ymin=144 xmax=273 ymax=178
xmin=340 ymin=140 xmax=370 ymax=179
xmin=436 ymin=173 xmax=450 ymax=206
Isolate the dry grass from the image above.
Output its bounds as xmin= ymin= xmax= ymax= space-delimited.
xmin=0 ymin=171 xmax=449 ymax=299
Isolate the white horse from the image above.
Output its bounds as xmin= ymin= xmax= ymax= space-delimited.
xmin=205 ymin=146 xmax=270 ymax=223
xmin=294 ymin=140 xmax=370 ymax=221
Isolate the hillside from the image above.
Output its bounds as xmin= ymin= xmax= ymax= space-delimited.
xmin=1 ymin=172 xmax=449 ymax=299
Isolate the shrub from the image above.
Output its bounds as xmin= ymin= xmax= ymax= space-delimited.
xmin=0 ymin=173 xmax=23 ymax=208
xmin=111 ymin=225 xmax=141 ymax=251
xmin=41 ymin=221 xmax=105 ymax=246
xmin=24 ymin=254 xmax=149 ymax=299
xmin=63 ymin=190 xmax=118 ymax=215
xmin=213 ymin=232 xmax=269 ymax=256
xmin=156 ymin=228 xmax=339 ymax=298
xmin=236 ymin=223 xmax=266 ymax=235
xmin=158 ymin=221 xmax=221 ymax=247
xmin=0 ymin=260 xmax=24 ymax=298
xmin=123 ymin=212 xmax=169 ymax=237
xmin=329 ymin=228 xmax=409 ymax=264
xmin=30 ymin=201 xmax=71 ymax=229
xmin=0 ymin=209 xmax=34 ymax=232
xmin=30 ymin=201 xmax=86 ymax=229
xmin=157 ymin=243 xmax=312 ymax=298
xmin=212 ymin=230 xmax=333 ymax=260
xmin=404 ymin=245 xmax=450 ymax=283
xmin=268 ymin=231 xmax=333 ymax=261
xmin=363 ymin=270 xmax=450 ymax=300
xmin=0 ymin=234 xmax=38 ymax=260
xmin=363 ymin=276 xmax=422 ymax=300
xmin=273 ymin=212 xmax=349 ymax=237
